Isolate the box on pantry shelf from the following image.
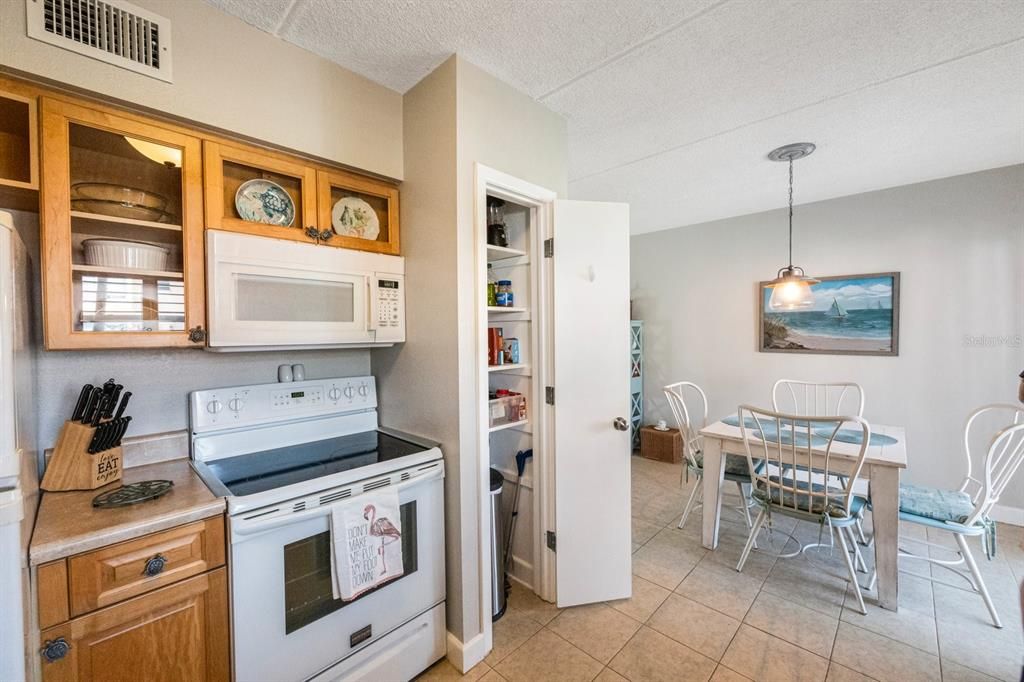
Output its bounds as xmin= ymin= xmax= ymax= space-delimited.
xmin=488 ymin=391 xmax=527 ymax=428
xmin=639 ymin=425 xmax=682 ymax=463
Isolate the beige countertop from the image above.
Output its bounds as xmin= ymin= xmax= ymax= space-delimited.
xmin=30 ymin=458 xmax=225 ymax=566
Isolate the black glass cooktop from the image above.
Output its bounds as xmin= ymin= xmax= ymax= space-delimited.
xmin=207 ymin=430 xmax=429 ymax=497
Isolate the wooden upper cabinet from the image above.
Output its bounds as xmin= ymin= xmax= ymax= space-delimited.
xmin=0 ymin=88 xmax=38 ymax=190
xmin=204 ymin=139 xmax=400 ymax=254
xmin=202 ymin=140 xmax=318 ymax=244
xmin=317 ymin=168 xmax=400 ymax=255
xmin=39 ymin=98 xmax=206 ymax=349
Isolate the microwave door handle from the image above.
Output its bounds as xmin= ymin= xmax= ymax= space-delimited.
xmin=367 ymin=277 xmax=378 ymax=332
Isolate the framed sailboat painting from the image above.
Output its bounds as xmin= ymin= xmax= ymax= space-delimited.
xmin=759 ymin=272 xmax=900 ymax=356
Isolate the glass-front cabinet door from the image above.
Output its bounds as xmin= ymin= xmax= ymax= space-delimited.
xmin=316 ymin=168 xmax=400 ymax=255
xmin=203 ymin=140 xmax=318 ymax=244
xmin=40 ymin=98 xmax=206 ymax=349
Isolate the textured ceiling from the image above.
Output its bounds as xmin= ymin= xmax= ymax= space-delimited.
xmin=205 ymin=0 xmax=1024 ymax=233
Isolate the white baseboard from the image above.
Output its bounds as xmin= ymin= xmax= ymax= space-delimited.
xmin=446 ymin=631 xmax=488 ymax=674
xmin=990 ymin=503 xmax=1024 ymax=526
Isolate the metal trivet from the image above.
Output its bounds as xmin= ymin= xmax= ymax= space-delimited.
xmin=92 ymin=480 xmax=174 ymax=508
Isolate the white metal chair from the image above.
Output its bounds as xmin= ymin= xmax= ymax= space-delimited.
xmin=893 ymin=404 xmax=1024 ymax=628
xmin=735 ymin=405 xmax=872 ymax=614
xmin=663 ymin=382 xmax=760 ymax=534
xmin=771 ymin=379 xmax=865 ymax=418
xmin=772 ymin=379 xmax=871 ymax=545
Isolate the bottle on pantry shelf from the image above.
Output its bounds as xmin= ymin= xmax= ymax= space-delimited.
xmin=496 ymin=280 xmax=514 ymax=307
xmin=487 ymin=264 xmax=497 ymax=307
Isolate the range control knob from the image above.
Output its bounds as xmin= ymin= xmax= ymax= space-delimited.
xmin=228 ymin=398 xmax=243 ymax=412
xmin=358 ymin=384 xmax=369 ymax=397
xmin=328 ymin=387 xmax=342 ymax=401
xmin=343 ymin=386 xmax=355 ymax=399
xmin=206 ymin=400 xmax=223 ymax=414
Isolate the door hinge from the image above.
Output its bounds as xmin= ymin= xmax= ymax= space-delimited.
xmin=543 ymin=238 xmax=553 ymax=258
xmin=546 ymin=530 xmax=556 ymax=552
xmin=545 ymin=386 xmax=555 ymax=405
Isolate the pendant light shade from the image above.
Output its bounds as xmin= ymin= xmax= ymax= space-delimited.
xmin=766 ymin=142 xmax=818 ymax=310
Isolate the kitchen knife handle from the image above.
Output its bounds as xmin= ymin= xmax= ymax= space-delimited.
xmin=114 ymin=416 xmax=132 ymax=448
xmin=114 ymin=391 xmax=132 ymax=420
xmin=80 ymin=387 xmax=101 ymax=424
xmin=87 ymin=424 xmax=103 ymax=454
xmin=90 ymin=395 xmax=109 ymax=427
xmin=71 ymin=384 xmax=93 ymax=422
xmin=105 ymin=385 xmax=123 ymax=418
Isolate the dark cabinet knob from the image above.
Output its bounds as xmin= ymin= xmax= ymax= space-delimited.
xmin=188 ymin=326 xmax=206 ymax=343
xmin=143 ymin=553 xmax=167 ymax=577
xmin=319 ymin=229 xmax=334 ymax=242
xmin=305 ymin=226 xmax=320 ymax=241
xmin=41 ymin=638 xmax=70 ymax=663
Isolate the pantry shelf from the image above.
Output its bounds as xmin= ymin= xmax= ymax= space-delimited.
xmin=487 ymin=306 xmax=529 ymax=315
xmin=72 ymin=263 xmax=184 ymax=279
xmin=489 ymin=419 xmax=530 ymax=433
xmin=486 ymin=244 xmax=527 ymax=262
xmin=487 ymin=363 xmax=531 ymax=374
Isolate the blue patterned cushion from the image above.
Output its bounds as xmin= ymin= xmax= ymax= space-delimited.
xmin=898 ymin=483 xmax=974 ymax=524
xmin=752 ymin=476 xmax=863 ymax=518
xmin=690 ymin=452 xmax=757 ymax=476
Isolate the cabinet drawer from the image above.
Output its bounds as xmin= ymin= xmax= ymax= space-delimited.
xmin=68 ymin=516 xmax=225 ymax=617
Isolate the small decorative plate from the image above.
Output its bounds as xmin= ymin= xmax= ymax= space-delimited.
xmin=235 ymin=179 xmax=295 ymax=227
xmin=331 ymin=196 xmax=380 ymax=240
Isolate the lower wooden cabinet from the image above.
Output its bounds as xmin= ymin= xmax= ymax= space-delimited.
xmin=38 ymin=568 xmax=229 ymax=682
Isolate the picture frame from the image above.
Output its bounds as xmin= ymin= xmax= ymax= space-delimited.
xmin=758 ymin=272 xmax=900 ymax=356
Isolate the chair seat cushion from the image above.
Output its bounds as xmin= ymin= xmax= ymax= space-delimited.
xmin=897 ymin=483 xmax=974 ymax=525
xmin=752 ymin=475 xmax=863 ymax=518
xmin=690 ymin=452 xmax=759 ymax=477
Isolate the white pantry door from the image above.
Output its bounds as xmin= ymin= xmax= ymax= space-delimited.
xmin=552 ymin=199 xmax=632 ymax=607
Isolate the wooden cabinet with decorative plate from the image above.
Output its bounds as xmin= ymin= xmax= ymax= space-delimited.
xmin=39 ymin=98 xmax=207 ymax=349
xmin=202 ymin=140 xmax=317 ymax=244
xmin=317 ymin=168 xmax=400 ymax=255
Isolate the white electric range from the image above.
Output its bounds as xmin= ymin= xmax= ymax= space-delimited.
xmin=189 ymin=375 xmax=445 ymax=682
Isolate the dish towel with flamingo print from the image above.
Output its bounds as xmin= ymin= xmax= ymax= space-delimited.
xmin=329 ymin=490 xmax=404 ymax=601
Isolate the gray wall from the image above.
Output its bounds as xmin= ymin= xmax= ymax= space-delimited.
xmin=630 ymin=165 xmax=1024 ymax=511
xmin=9 ymin=210 xmax=369 ymax=454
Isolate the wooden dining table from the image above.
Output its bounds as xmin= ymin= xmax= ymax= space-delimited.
xmin=699 ymin=419 xmax=908 ymax=611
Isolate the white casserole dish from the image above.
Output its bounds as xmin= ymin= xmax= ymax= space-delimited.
xmin=82 ymin=239 xmax=170 ymax=271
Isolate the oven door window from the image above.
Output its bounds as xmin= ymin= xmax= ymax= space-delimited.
xmin=283 ymin=501 xmax=417 ymax=634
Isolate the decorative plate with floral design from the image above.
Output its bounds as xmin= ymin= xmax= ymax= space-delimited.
xmin=331 ymin=196 xmax=380 ymax=240
xmin=235 ymin=179 xmax=296 ymax=226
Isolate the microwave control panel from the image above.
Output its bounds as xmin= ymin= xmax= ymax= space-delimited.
xmin=374 ymin=274 xmax=406 ymax=343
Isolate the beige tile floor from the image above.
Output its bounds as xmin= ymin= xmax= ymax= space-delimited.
xmin=419 ymin=456 xmax=1024 ymax=682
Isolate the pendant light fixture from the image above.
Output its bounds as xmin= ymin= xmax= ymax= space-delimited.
xmin=766 ymin=142 xmax=818 ymax=310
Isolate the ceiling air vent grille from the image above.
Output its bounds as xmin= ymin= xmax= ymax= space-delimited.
xmin=26 ymin=0 xmax=173 ymax=82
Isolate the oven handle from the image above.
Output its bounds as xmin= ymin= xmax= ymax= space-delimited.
xmin=231 ymin=465 xmax=443 ymax=537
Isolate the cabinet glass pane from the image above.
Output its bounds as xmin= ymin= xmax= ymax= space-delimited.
xmin=327 ymin=185 xmax=389 ymax=245
xmin=68 ymin=123 xmax=187 ymax=333
xmin=0 ymin=96 xmax=32 ymax=184
xmin=221 ymin=160 xmax=304 ymax=228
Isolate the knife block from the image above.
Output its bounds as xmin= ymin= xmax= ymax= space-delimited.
xmin=40 ymin=420 xmax=122 ymax=492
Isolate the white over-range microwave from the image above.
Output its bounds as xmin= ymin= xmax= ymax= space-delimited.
xmin=205 ymin=230 xmax=406 ymax=351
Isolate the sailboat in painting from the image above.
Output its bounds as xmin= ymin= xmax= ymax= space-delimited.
xmin=826 ymin=297 xmax=848 ymax=318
